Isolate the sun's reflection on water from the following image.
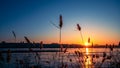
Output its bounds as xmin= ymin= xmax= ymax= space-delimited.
xmin=86 ymin=48 xmax=89 ymax=55
xmin=85 ymin=48 xmax=92 ymax=68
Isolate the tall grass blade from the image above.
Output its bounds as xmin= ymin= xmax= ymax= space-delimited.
xmin=24 ymin=36 xmax=31 ymax=43
xmin=50 ymin=21 xmax=59 ymax=29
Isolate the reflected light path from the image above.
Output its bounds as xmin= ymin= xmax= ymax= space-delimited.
xmin=85 ymin=48 xmax=92 ymax=68
xmin=86 ymin=48 xmax=89 ymax=55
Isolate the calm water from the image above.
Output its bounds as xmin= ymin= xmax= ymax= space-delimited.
xmin=0 ymin=48 xmax=120 ymax=68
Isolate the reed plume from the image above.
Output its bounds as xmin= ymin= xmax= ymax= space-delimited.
xmin=24 ymin=36 xmax=33 ymax=51
xmin=24 ymin=36 xmax=31 ymax=43
xmin=12 ymin=31 xmax=16 ymax=42
xmin=76 ymin=24 xmax=84 ymax=44
xmin=59 ymin=15 xmax=63 ymax=29
xmin=40 ymin=41 xmax=43 ymax=49
xmin=88 ymin=37 xmax=90 ymax=43
xmin=50 ymin=14 xmax=63 ymax=51
xmin=77 ymin=24 xmax=81 ymax=31
xmin=59 ymin=15 xmax=63 ymax=52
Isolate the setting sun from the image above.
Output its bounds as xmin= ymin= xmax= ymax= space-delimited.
xmin=85 ymin=42 xmax=89 ymax=46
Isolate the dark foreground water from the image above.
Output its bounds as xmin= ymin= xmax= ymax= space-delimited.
xmin=0 ymin=48 xmax=120 ymax=68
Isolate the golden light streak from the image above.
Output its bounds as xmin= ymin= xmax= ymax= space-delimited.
xmin=85 ymin=48 xmax=92 ymax=68
xmin=86 ymin=48 xmax=89 ymax=55
xmin=85 ymin=42 xmax=89 ymax=46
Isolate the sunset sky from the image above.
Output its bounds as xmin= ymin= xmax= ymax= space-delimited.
xmin=0 ymin=0 xmax=120 ymax=45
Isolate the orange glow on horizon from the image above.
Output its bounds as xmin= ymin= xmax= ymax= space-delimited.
xmin=30 ymin=30 xmax=120 ymax=45
xmin=32 ymin=37 xmax=119 ymax=45
xmin=85 ymin=42 xmax=89 ymax=46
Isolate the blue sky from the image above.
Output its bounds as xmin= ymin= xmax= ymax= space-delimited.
xmin=0 ymin=0 xmax=120 ymax=44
